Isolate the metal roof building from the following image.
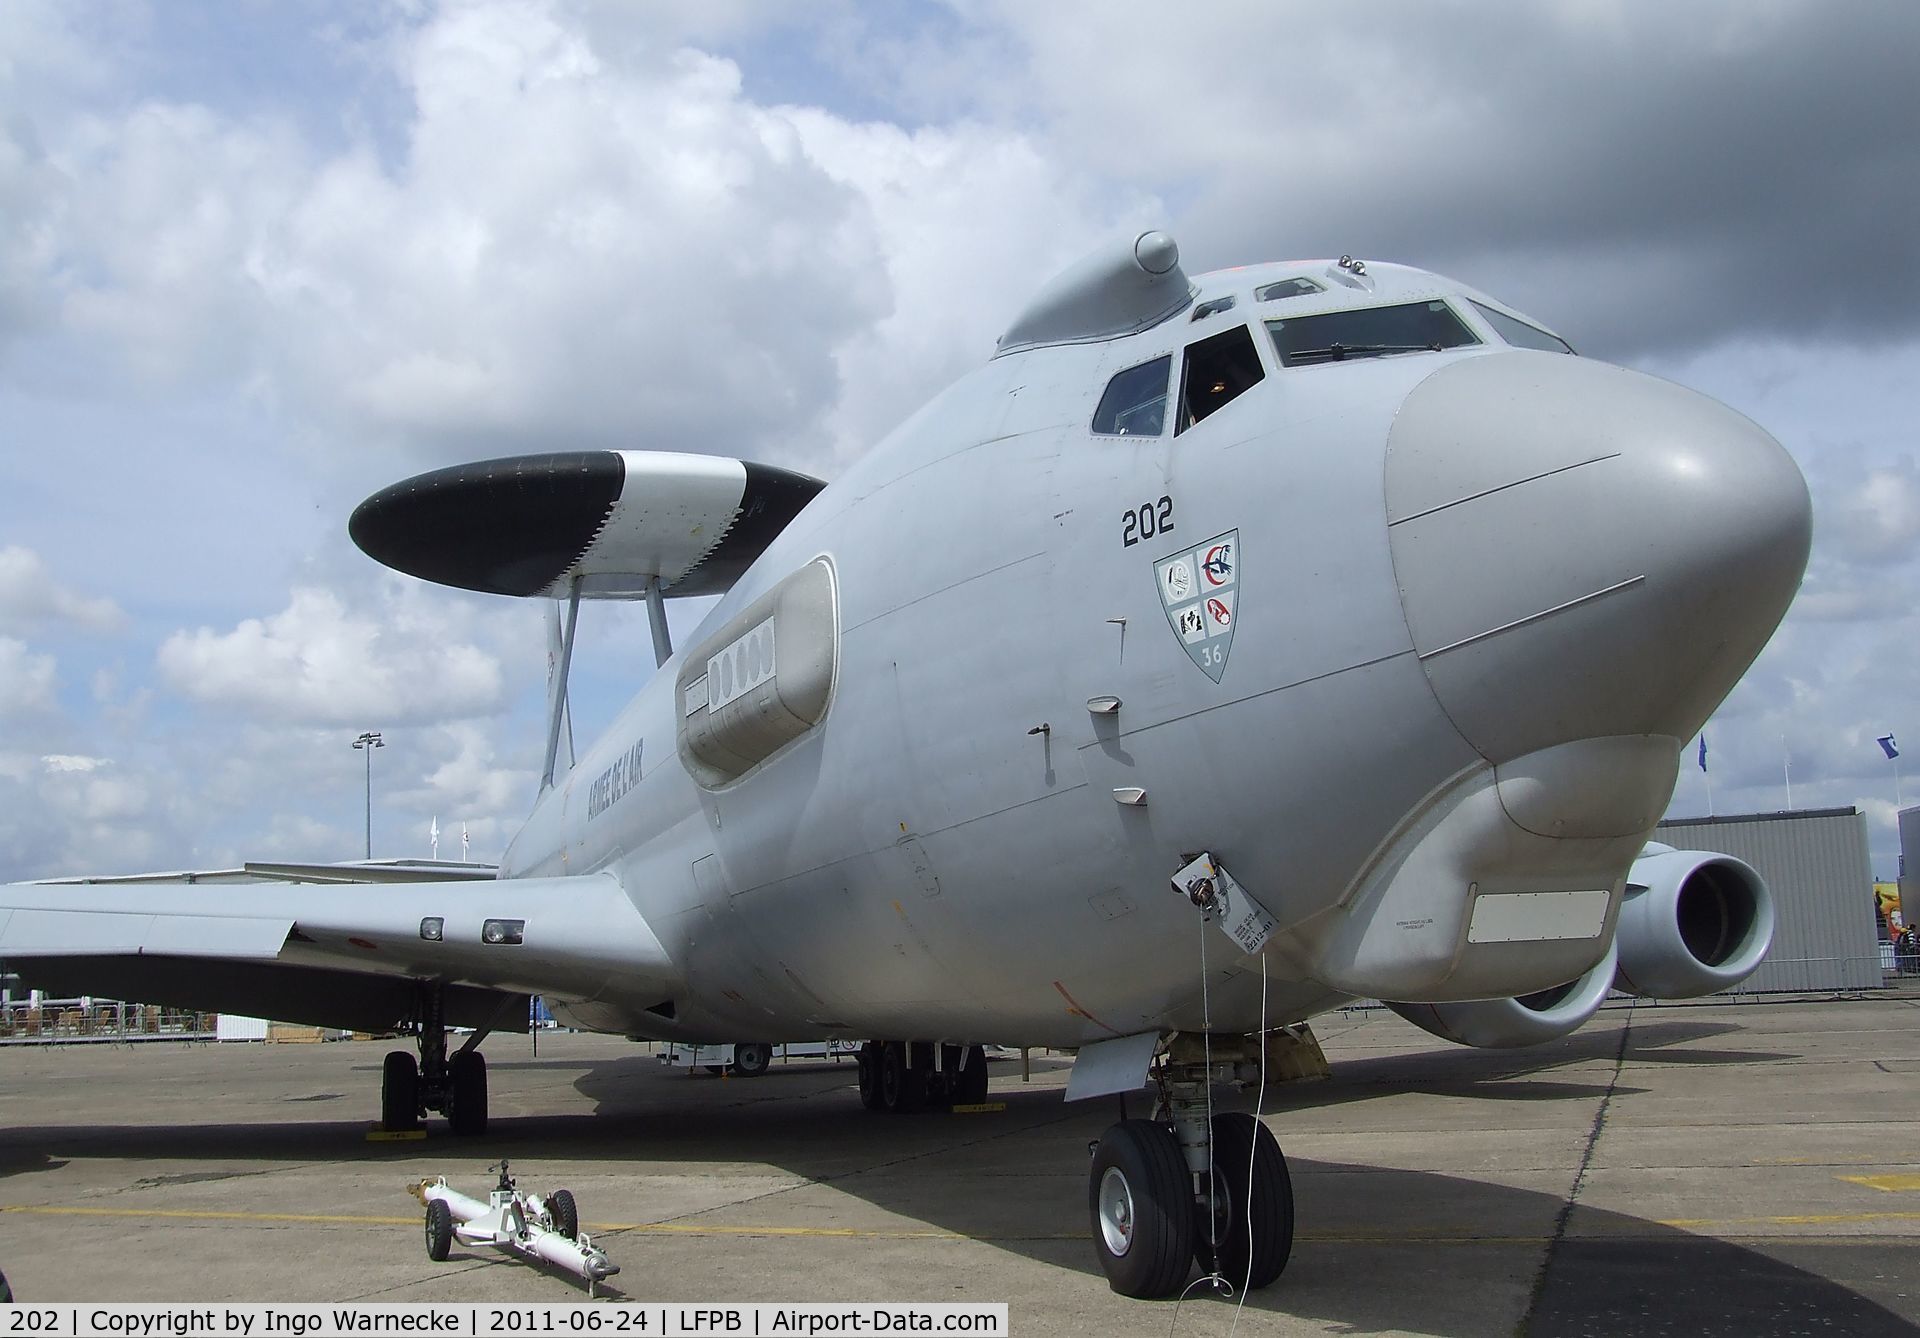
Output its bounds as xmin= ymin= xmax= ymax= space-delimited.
xmin=1657 ymin=807 xmax=1880 ymax=994
xmin=1896 ymin=805 xmax=1920 ymax=927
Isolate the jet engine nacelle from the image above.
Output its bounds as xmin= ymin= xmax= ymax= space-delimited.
xmin=1612 ymin=844 xmax=1773 ymax=999
xmin=1384 ymin=939 xmax=1618 ymax=1049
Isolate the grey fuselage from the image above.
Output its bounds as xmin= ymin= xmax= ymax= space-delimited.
xmin=501 ymin=258 xmax=1810 ymax=1049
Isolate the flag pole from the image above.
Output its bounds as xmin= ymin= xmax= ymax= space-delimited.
xmin=1698 ymin=734 xmax=1714 ymax=817
xmin=1783 ymin=736 xmax=1793 ymax=811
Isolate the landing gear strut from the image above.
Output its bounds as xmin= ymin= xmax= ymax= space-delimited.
xmin=379 ymin=982 xmax=494 ymax=1135
xmin=856 ymin=1041 xmax=989 ymax=1113
xmin=1088 ymin=1042 xmax=1295 ymax=1299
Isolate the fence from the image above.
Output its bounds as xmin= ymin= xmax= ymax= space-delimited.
xmin=0 ymin=996 xmax=216 ymax=1044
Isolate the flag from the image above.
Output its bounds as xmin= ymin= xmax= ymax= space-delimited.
xmin=1697 ymin=736 xmax=1708 ymax=772
xmin=1880 ymin=734 xmax=1900 ymax=760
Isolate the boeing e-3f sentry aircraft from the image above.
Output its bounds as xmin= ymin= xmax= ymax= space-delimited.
xmin=0 ymin=232 xmax=1811 ymax=1299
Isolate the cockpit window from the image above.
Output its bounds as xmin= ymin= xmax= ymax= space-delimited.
xmin=1470 ymin=300 xmax=1575 ymax=354
xmin=1191 ymin=296 xmax=1237 ymax=321
xmin=1255 ymin=277 xmax=1324 ymax=302
xmin=1177 ymin=325 xmax=1265 ymax=434
xmin=1266 ymin=300 xmax=1480 ymax=368
xmin=1092 ymin=355 xmax=1172 ymax=436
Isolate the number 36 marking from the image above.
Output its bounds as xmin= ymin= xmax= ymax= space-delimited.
xmin=1121 ymin=495 xmax=1175 ymax=547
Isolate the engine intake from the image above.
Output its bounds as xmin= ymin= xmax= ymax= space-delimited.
xmin=1385 ymin=938 xmax=1618 ymax=1049
xmin=1613 ymin=844 xmax=1772 ymax=999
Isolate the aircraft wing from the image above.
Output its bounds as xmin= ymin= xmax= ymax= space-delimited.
xmin=0 ymin=871 xmax=675 ymax=1034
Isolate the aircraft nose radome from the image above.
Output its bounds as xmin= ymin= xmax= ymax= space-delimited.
xmin=1386 ymin=351 xmax=1811 ymax=765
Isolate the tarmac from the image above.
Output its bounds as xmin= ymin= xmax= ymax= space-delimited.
xmin=4 ymin=994 xmax=1920 ymax=1335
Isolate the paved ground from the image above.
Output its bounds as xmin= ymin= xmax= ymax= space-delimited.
xmin=4 ymin=996 xmax=1920 ymax=1335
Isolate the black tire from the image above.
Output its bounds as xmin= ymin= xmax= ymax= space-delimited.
xmin=381 ymin=1050 xmax=421 ymax=1132
xmin=424 ymin=1199 xmax=453 ymax=1261
xmin=880 ymin=1040 xmax=926 ymax=1113
xmin=449 ymin=1049 xmax=488 ymax=1136
xmin=952 ymin=1044 xmax=990 ymax=1105
xmin=0 ymin=1265 xmax=11 ymax=1302
xmin=856 ymin=1044 xmax=885 ymax=1111
xmin=1197 ymin=1113 xmax=1293 ymax=1291
xmin=732 ymin=1042 xmax=772 ymax=1076
xmin=1090 ymin=1120 xmax=1195 ymax=1299
xmin=549 ymin=1188 xmax=579 ymax=1240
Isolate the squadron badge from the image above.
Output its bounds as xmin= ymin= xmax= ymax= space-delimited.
xmin=1155 ymin=529 xmax=1238 ymax=682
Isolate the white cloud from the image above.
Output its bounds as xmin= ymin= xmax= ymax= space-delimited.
xmin=0 ymin=636 xmax=56 ymax=716
xmin=156 ymin=584 xmax=508 ymax=726
xmin=779 ymin=108 xmax=1161 ymax=462
xmin=0 ymin=546 xmax=124 ymax=632
xmin=0 ymin=745 xmax=181 ymax=879
xmin=6 ymin=1 xmax=899 ymax=477
xmin=1822 ymin=459 xmax=1920 ymax=566
xmin=388 ymin=721 xmax=536 ymax=827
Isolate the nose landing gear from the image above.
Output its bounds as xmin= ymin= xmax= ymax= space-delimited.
xmin=1088 ymin=1050 xmax=1296 ymax=1299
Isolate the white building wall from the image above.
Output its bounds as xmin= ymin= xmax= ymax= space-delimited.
xmin=215 ymin=1014 xmax=271 ymax=1041
xmin=1657 ymin=807 xmax=1880 ymax=994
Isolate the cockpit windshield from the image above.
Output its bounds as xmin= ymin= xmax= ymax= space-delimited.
xmin=1471 ymin=300 xmax=1575 ymax=354
xmin=1266 ymin=300 xmax=1480 ymax=368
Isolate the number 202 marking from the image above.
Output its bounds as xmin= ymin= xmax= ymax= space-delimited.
xmin=1121 ymin=495 xmax=1175 ymax=547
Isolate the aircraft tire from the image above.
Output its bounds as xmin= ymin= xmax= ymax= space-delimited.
xmin=1090 ymin=1120 xmax=1194 ymax=1299
xmin=424 ymin=1199 xmax=453 ymax=1262
xmin=449 ymin=1050 xmax=488 ymax=1136
xmin=732 ymin=1042 xmax=773 ymax=1076
xmin=1197 ymin=1113 xmax=1293 ymax=1291
xmin=952 ymin=1045 xmax=990 ymax=1105
xmin=549 ymin=1189 xmax=579 ymax=1240
xmin=880 ymin=1041 xmax=926 ymax=1113
xmin=381 ymin=1050 xmax=421 ymax=1132
xmin=856 ymin=1045 xmax=885 ymax=1111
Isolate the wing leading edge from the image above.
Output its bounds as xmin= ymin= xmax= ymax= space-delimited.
xmin=0 ymin=872 xmax=675 ymax=1034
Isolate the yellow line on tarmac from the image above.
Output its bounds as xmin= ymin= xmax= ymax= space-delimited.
xmin=0 ymin=1204 xmax=1071 ymax=1241
xmin=0 ymin=1204 xmax=417 ymax=1226
xmin=1657 ymin=1210 xmax=1920 ymax=1229
xmin=13 ymin=1201 xmax=1920 ymax=1242
xmin=1838 ymin=1173 xmax=1920 ymax=1192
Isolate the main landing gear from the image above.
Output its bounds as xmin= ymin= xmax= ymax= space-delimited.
xmin=855 ymin=1041 xmax=990 ymax=1114
xmin=380 ymin=983 xmax=494 ymax=1136
xmin=1088 ymin=1041 xmax=1295 ymax=1299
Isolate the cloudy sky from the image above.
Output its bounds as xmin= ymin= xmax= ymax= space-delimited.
xmin=1 ymin=0 xmax=1916 ymax=881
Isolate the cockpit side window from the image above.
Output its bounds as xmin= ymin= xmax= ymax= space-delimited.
xmin=1176 ymin=325 xmax=1266 ymax=434
xmin=1470 ymin=300 xmax=1576 ymax=354
xmin=1091 ymin=355 xmax=1172 ymax=436
xmin=1267 ymin=300 xmax=1480 ymax=368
